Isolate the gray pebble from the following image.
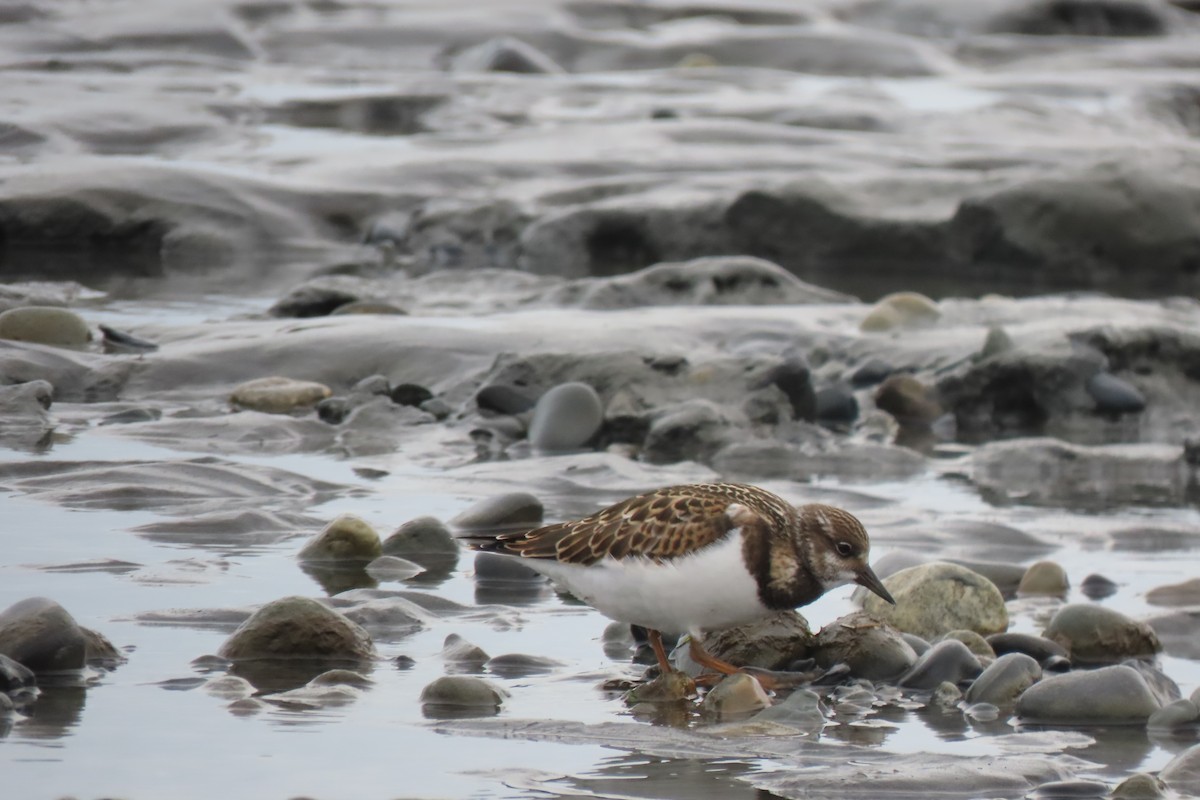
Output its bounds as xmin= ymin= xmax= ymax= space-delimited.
xmin=1148 ymin=698 xmax=1200 ymax=731
xmin=1086 ymin=372 xmax=1145 ymax=414
xmin=1080 ymin=573 xmax=1118 ymax=600
xmin=986 ymin=632 xmax=1069 ymax=665
xmin=752 ymin=688 xmax=827 ymax=732
xmin=452 ymin=492 xmax=543 ymax=532
xmin=1043 ymin=604 xmax=1160 ymax=664
xmin=1016 ymin=665 xmax=1163 ymax=724
xmin=0 ymin=597 xmax=89 ymax=672
xmin=419 ymin=675 xmax=507 ymax=715
xmin=899 ymin=639 xmax=983 ymax=690
xmin=965 ymin=652 xmax=1042 ymax=707
xmin=1159 ymin=743 xmax=1200 ymax=796
xmin=476 ymin=384 xmax=536 ymax=415
xmin=0 ymin=653 xmax=36 ymax=691
xmin=815 ymin=385 xmax=858 ymax=425
xmin=528 ymin=382 xmax=604 ymax=451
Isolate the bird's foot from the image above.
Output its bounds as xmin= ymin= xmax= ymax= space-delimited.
xmin=695 ymin=664 xmax=827 ymax=692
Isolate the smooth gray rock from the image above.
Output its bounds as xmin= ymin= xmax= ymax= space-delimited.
xmin=382 ymin=516 xmax=459 ymax=574
xmin=1017 ymin=560 xmax=1070 ymax=596
xmin=986 ymin=632 xmax=1069 ymax=665
xmin=420 ymin=676 xmax=507 ymax=712
xmin=528 ymin=381 xmax=604 ymax=451
xmin=217 ymin=596 xmax=375 ymax=661
xmin=694 ymin=611 xmax=812 ymax=674
xmin=0 ymin=306 xmax=90 ymax=347
xmin=1148 ymin=698 xmax=1200 ymax=731
xmin=1087 ymin=371 xmax=1145 ymax=413
xmin=899 ymin=639 xmax=983 ymax=690
xmin=0 ymin=653 xmax=36 ymax=691
xmin=1016 ymin=665 xmax=1163 ymax=724
xmin=475 ymin=384 xmax=537 ymax=415
xmin=452 ymin=492 xmax=543 ymax=532
xmin=1043 ymin=604 xmax=1161 ymax=664
xmin=861 ymin=561 xmax=1008 ymax=640
xmin=0 ymin=597 xmax=88 ymax=672
xmin=965 ymin=652 xmax=1042 ymax=707
xmin=702 ymin=672 xmax=771 ymax=716
xmin=1160 ymin=743 xmax=1200 ymax=796
xmin=813 ymin=612 xmax=917 ymax=681
xmin=764 ymin=357 xmax=816 ymax=423
xmin=297 ymin=515 xmax=383 ymax=562
xmin=939 ymin=629 xmax=995 ymax=659
xmin=751 ymin=688 xmax=827 ymax=732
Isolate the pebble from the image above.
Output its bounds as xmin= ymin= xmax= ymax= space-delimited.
xmin=873 ymin=374 xmax=942 ymax=427
xmin=0 ymin=597 xmax=88 ymax=672
xmin=297 ymin=514 xmax=383 ymax=562
xmin=766 ymin=357 xmax=816 ymax=422
xmin=624 ymin=670 xmax=696 ymax=704
xmin=938 ymin=630 xmax=995 ymax=659
xmin=217 ymin=596 xmax=375 ymax=661
xmin=813 ymin=611 xmax=916 ymax=681
xmin=979 ymin=325 xmax=1015 ymax=359
xmin=0 ymin=306 xmax=91 ymax=347
xmin=1147 ymin=698 xmax=1200 ymax=731
xmin=390 ymin=383 xmax=433 ymax=407
xmin=861 ymin=561 xmax=1008 ymax=640
xmin=751 ymin=688 xmax=827 ymax=732
xmin=694 ymin=611 xmax=811 ymax=674
xmin=484 ymin=653 xmax=564 ymax=678
xmin=1015 ymin=665 xmax=1163 ymax=724
xmin=850 ymin=358 xmax=893 ymax=387
xmin=859 ymin=291 xmax=940 ymax=332
xmin=964 ymin=652 xmax=1042 ymax=707
xmin=364 ymin=555 xmax=424 ymax=581
xmin=1147 ymin=577 xmax=1200 ymax=607
xmin=229 ymin=376 xmax=332 ymax=413
xmin=641 ymin=400 xmax=732 ymax=464
xmin=1110 ymin=773 xmax=1168 ymax=799
xmin=1159 ymin=743 xmax=1200 ymax=796
xmin=1043 ymin=604 xmax=1161 ymax=664
xmin=815 ymin=385 xmax=858 ymax=425
xmin=986 ymin=632 xmax=1069 ymax=666
xmin=898 ymin=639 xmax=983 ymax=690
xmin=702 ymin=672 xmax=771 ymax=716
xmin=419 ymin=676 xmax=507 ymax=714
xmin=932 ymin=681 xmax=963 ymax=707
xmin=269 ymin=285 xmax=359 ymax=317
xmin=1017 ymin=561 xmax=1070 ymax=596
xmin=472 ymin=551 xmax=543 ymax=582
xmin=0 ymin=653 xmax=36 ymax=691
xmin=528 ymin=381 xmax=604 ymax=451
xmin=1080 ymin=573 xmax=1118 ymax=600
xmin=441 ymin=634 xmax=490 ymax=671
xmin=1086 ymin=372 xmax=1145 ymax=414
xmin=475 ymin=384 xmax=537 ymax=415
xmin=452 ymin=492 xmax=543 ymax=532
xmin=382 ymin=516 xmax=458 ymax=573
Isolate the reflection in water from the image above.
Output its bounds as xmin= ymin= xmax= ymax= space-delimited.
xmin=542 ymin=752 xmax=767 ymax=800
xmin=228 ymin=658 xmax=375 ymax=694
xmin=300 ymin=562 xmax=378 ymax=595
xmin=16 ymin=683 xmax=87 ymax=741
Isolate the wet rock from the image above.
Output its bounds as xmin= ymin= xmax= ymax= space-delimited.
xmin=990 ymin=0 xmax=1171 ymax=36
xmin=217 ymin=596 xmax=375 ymax=661
xmin=1016 ymin=665 xmax=1163 ymax=724
xmin=419 ymin=675 xmax=507 ymax=714
xmin=1081 ymin=573 xmax=1119 ymax=600
xmin=204 ymin=675 xmax=255 ymax=701
xmin=1110 ymin=772 xmax=1168 ymax=800
xmin=862 ymin=561 xmax=1008 ymax=640
xmin=696 ymin=611 xmax=812 ymax=673
xmin=1147 ymin=577 xmax=1200 ymax=606
xmin=764 ymin=357 xmax=816 ymax=423
xmin=441 ymin=634 xmax=490 ymax=671
xmin=528 ymin=381 xmax=604 ymax=451
xmin=814 ymin=385 xmax=858 ymax=425
xmin=382 ymin=516 xmax=458 ymax=574
xmin=330 ymin=301 xmax=406 ymax=316
xmin=0 ymin=597 xmax=88 ymax=672
xmin=297 ymin=515 xmax=382 ymax=563
xmin=1086 ymin=372 xmax=1145 ymax=414
xmin=980 ymin=325 xmax=1015 ymax=360
xmin=813 ymin=612 xmax=917 ymax=681
xmin=625 ymin=670 xmax=696 ymax=704
xmin=1043 ymin=604 xmax=1161 ymax=664
xmin=986 ymin=632 xmax=1069 ymax=665
xmin=451 ymin=36 xmax=565 ymax=74
xmin=860 ymin=291 xmax=940 ymax=332
xmin=230 ymin=376 xmax=332 ymax=413
xmin=389 ymin=383 xmax=432 ymax=408
xmin=939 ymin=629 xmax=995 ymax=659
xmin=472 ymin=551 xmax=543 ymax=582
xmin=1148 ymin=698 xmax=1200 ymax=731
xmin=874 ymin=375 xmax=942 ymax=428
xmin=0 ymin=379 xmax=53 ymax=413
xmin=965 ymin=652 xmax=1042 ymax=707
xmin=0 ymin=653 xmax=36 ymax=691
xmin=702 ymin=672 xmax=771 ymax=716
xmin=899 ymin=639 xmax=983 ymax=690
xmin=337 ymin=596 xmax=432 ymax=636
xmin=641 ymin=399 xmax=736 ymax=464
xmin=0 ymin=306 xmax=90 ymax=347
xmin=452 ymin=492 xmax=543 ymax=533
xmin=484 ymin=653 xmax=564 ymax=678
xmin=476 ymin=384 xmax=537 ymax=415
xmin=902 ymin=633 xmax=931 ymax=657
xmin=81 ymin=626 xmax=122 ymax=666
xmin=851 ymin=358 xmax=894 ymax=387
xmin=1160 ymin=743 xmax=1200 ymax=796
xmin=1017 ymin=561 xmax=1070 ymax=596
xmin=270 ymin=284 xmax=360 ymax=317
xmin=1127 ymin=660 xmax=1181 ymax=707
xmin=1146 ymin=609 xmax=1200 ymax=659
xmin=933 ymin=681 xmax=964 ymax=707
xmin=752 ymin=688 xmax=827 ymax=731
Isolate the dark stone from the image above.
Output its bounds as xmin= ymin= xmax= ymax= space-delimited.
xmin=989 ymin=0 xmax=1171 ymax=37
xmin=475 ymin=384 xmax=536 ymax=415
xmin=851 ymin=358 xmax=894 ymax=387
xmin=391 ymin=383 xmax=433 ymax=407
xmin=765 ymin=357 xmax=816 ymax=422
xmin=0 ymin=653 xmax=36 ymax=691
xmin=1086 ymin=372 xmax=1146 ymax=413
xmin=98 ymin=324 xmax=158 ymax=353
xmin=0 ymin=597 xmax=88 ymax=673
xmin=1081 ymin=573 xmax=1119 ymax=600
xmin=316 ymin=396 xmax=351 ymax=424
xmin=986 ymin=632 xmax=1070 ymax=666
xmin=815 ymin=385 xmax=859 ymax=424
xmin=899 ymin=639 xmax=983 ymax=690
xmin=270 ymin=285 xmax=360 ymax=317
xmin=874 ymin=374 xmax=941 ymax=427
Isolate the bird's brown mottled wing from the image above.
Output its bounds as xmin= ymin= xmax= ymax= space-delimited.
xmin=471 ymin=485 xmax=751 ymax=565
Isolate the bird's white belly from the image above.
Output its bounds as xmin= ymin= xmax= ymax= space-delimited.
xmin=524 ymin=534 xmax=768 ymax=635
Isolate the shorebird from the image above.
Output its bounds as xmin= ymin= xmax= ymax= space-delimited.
xmin=462 ymin=482 xmax=894 ymax=686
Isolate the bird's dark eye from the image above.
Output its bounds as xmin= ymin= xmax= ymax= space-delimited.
xmin=836 ymin=541 xmax=854 ymax=557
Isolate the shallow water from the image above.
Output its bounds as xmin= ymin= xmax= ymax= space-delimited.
xmin=4 ymin=405 xmax=1199 ymax=798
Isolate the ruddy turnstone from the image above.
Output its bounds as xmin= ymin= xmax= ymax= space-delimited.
xmin=463 ymin=482 xmax=894 ymax=685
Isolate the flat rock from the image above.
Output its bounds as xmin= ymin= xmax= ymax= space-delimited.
xmin=1016 ymin=665 xmax=1163 ymax=724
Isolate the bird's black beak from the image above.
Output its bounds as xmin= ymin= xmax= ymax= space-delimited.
xmin=856 ymin=565 xmax=896 ymax=605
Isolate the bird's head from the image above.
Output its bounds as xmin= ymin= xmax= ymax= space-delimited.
xmin=798 ymin=503 xmax=895 ymax=605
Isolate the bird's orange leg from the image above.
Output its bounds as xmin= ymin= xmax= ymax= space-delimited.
xmin=646 ymin=628 xmax=674 ymax=674
xmin=689 ymin=637 xmax=782 ymax=691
